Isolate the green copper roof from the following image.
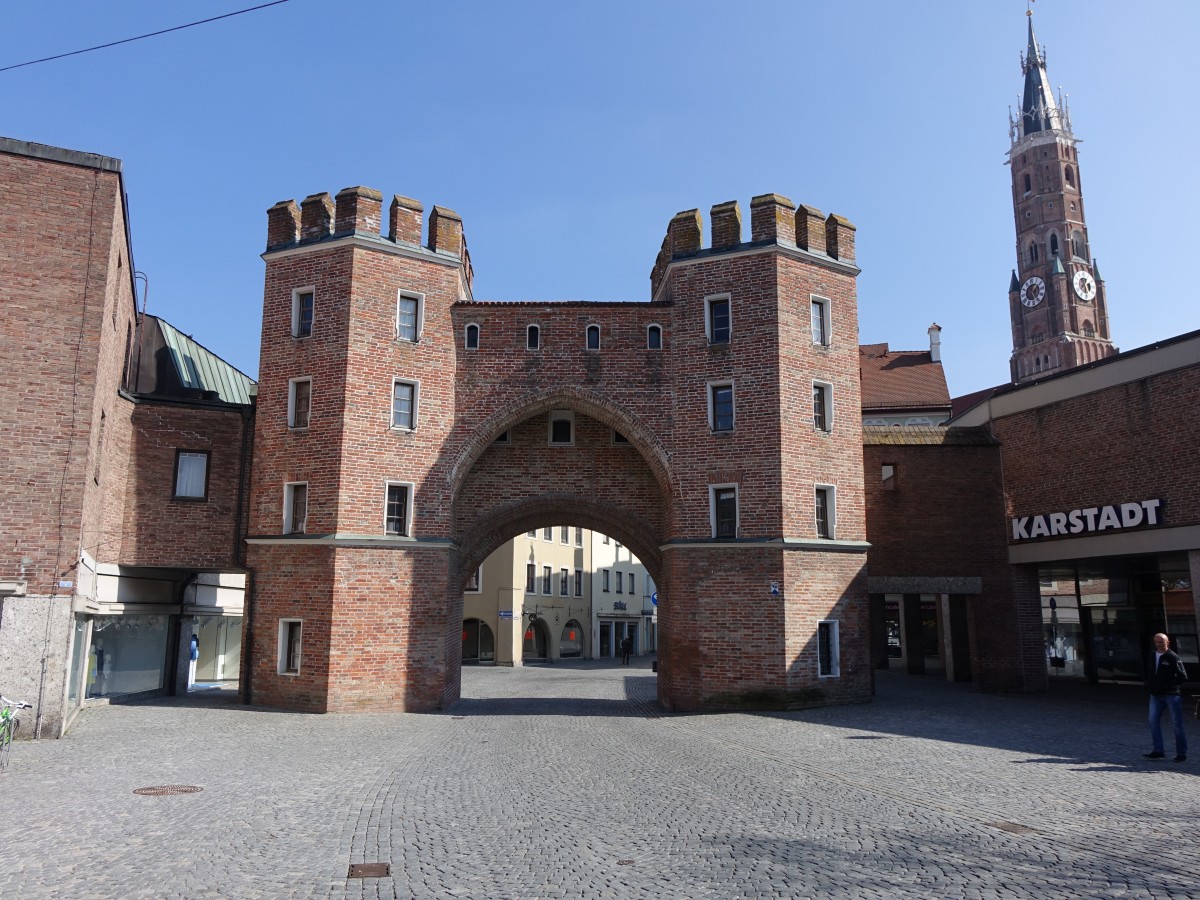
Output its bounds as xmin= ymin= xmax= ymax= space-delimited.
xmin=154 ymin=316 xmax=256 ymax=404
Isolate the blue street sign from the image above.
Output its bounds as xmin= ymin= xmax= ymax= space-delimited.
xmin=651 ymin=592 xmax=658 ymax=606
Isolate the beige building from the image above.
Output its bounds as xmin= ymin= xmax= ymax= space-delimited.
xmin=590 ymin=533 xmax=657 ymax=660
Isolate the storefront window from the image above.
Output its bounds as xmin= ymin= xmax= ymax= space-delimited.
xmin=67 ymin=615 xmax=89 ymax=709
xmin=87 ymin=615 xmax=170 ymax=698
xmin=560 ymin=620 xmax=583 ymax=658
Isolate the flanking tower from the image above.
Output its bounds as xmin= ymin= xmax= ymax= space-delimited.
xmin=1007 ymin=11 xmax=1116 ymax=384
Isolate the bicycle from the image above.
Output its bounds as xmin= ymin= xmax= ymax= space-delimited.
xmin=0 ymin=695 xmax=32 ymax=772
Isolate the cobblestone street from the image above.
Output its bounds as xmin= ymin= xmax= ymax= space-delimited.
xmin=1 ymin=662 xmax=1196 ymax=899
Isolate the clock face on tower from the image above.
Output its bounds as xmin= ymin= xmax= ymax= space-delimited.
xmin=1072 ymin=270 xmax=1097 ymax=302
xmin=1020 ymin=276 xmax=1046 ymax=307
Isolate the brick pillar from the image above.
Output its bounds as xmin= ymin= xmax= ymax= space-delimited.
xmin=334 ymin=186 xmax=383 ymax=237
xmin=389 ymin=195 xmax=423 ymax=246
xmin=266 ymin=200 xmax=300 ymax=251
xmin=750 ymin=193 xmax=796 ymax=245
xmin=710 ymin=201 xmax=742 ymax=250
xmin=428 ymin=206 xmax=463 ymax=257
xmin=668 ymin=209 xmax=702 ymax=259
xmin=826 ymin=213 xmax=856 ymax=260
xmin=796 ymin=204 xmax=826 ymax=253
xmin=300 ymin=193 xmax=334 ymax=243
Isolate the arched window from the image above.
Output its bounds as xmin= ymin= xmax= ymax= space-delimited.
xmin=585 ymin=324 xmax=600 ymax=350
xmin=1064 ymin=165 xmax=1075 ymax=188
xmin=465 ymin=323 xmax=479 ymax=350
xmin=1029 ymin=242 xmax=1039 ymax=264
xmin=647 ymin=324 xmax=662 ymax=350
xmin=527 ymin=325 xmax=540 ymax=350
xmin=1049 ymin=233 xmax=1060 ymax=256
xmin=1023 ymin=173 xmax=1032 ymax=194
xmin=560 ymin=620 xmax=584 ymax=658
xmin=1082 ymin=321 xmax=1095 ymax=338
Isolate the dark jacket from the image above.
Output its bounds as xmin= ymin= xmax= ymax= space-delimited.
xmin=1149 ymin=649 xmax=1189 ymax=695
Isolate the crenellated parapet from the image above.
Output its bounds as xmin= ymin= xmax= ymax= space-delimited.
xmin=650 ymin=194 xmax=856 ymax=298
xmin=265 ymin=187 xmax=473 ymax=290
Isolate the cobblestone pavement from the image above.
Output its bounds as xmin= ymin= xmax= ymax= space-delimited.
xmin=1 ymin=661 xmax=1197 ymax=899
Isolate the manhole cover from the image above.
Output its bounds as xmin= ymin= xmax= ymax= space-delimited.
xmin=348 ymin=863 xmax=390 ymax=878
xmin=132 ymin=785 xmax=203 ymax=796
xmin=990 ymin=821 xmax=1036 ymax=834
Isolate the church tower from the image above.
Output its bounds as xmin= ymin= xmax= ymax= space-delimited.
xmin=1007 ymin=11 xmax=1116 ymax=384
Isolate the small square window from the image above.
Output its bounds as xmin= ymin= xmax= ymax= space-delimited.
xmin=397 ymin=292 xmax=423 ymax=342
xmin=548 ymin=410 xmax=574 ymax=445
xmin=811 ymin=296 xmax=831 ymax=347
xmin=710 ymin=383 xmax=734 ymax=432
xmin=612 ymin=431 xmax=630 ymax=445
xmin=465 ymin=566 xmax=481 ymax=593
xmin=711 ymin=485 xmax=737 ymax=539
xmin=288 ymin=378 xmax=312 ymax=429
xmin=385 ymin=483 xmax=411 ymax=536
xmin=279 ymin=619 xmax=302 ymax=675
xmin=705 ymin=295 xmax=731 ymax=344
xmin=292 ymin=288 xmax=314 ymax=339
xmin=284 ymin=482 xmax=308 ymax=534
xmin=174 ymin=450 xmax=209 ymax=499
xmin=494 ymin=431 xmax=510 ymax=444
xmin=527 ymin=530 xmax=537 ymax=539
xmin=392 ymin=380 xmax=418 ymax=430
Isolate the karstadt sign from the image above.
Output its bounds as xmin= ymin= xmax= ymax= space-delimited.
xmin=1011 ymin=499 xmax=1163 ymax=541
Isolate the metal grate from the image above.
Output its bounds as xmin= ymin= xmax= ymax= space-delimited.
xmin=132 ymin=785 xmax=203 ymax=796
xmin=348 ymin=863 xmax=390 ymax=879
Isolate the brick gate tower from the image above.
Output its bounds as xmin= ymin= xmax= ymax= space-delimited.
xmin=245 ymin=188 xmax=871 ymax=714
xmin=1007 ymin=11 xmax=1116 ymax=384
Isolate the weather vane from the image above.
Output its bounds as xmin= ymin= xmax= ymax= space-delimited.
xmin=1026 ymin=0 xmax=1036 ymax=15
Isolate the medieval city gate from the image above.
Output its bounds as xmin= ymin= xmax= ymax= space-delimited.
xmin=244 ymin=187 xmax=872 ymax=713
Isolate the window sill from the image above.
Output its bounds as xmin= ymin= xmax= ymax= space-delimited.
xmin=171 ymin=495 xmax=208 ymax=502
xmin=390 ymin=426 xmax=416 ymax=434
xmin=288 ymin=425 xmax=310 ymax=433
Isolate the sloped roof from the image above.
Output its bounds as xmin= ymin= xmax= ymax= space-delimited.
xmin=149 ymin=316 xmax=256 ymax=405
xmin=862 ymin=425 xmax=998 ymax=447
xmin=859 ymin=343 xmax=952 ymax=411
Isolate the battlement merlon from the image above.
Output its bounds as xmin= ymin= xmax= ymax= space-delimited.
xmin=264 ymin=188 xmax=473 ymax=291
xmin=649 ymin=195 xmax=857 ymax=299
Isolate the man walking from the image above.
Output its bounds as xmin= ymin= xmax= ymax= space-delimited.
xmin=1144 ymin=633 xmax=1189 ymax=762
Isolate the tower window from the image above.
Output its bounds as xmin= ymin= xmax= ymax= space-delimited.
xmin=709 ymin=382 xmax=734 ymax=432
xmin=396 ymin=292 xmax=423 ymax=342
xmin=1029 ymin=242 xmax=1039 ymax=264
xmin=527 ymin=325 xmax=540 ymax=350
xmin=711 ymin=485 xmax=738 ymax=539
xmin=1022 ymin=173 xmax=1031 ymax=194
xmin=465 ymin=323 xmax=479 ymax=350
xmin=585 ymin=324 xmax=601 ymax=350
xmin=705 ymin=294 xmax=731 ymax=344
xmin=811 ymin=295 xmax=831 ymax=347
xmin=1072 ymin=230 xmax=1086 ymax=260
xmin=1065 ymin=165 xmax=1075 ymax=188
xmin=1050 ymin=234 xmax=1060 ymax=257
xmin=1082 ymin=321 xmax=1095 ymax=338
xmin=815 ymin=485 xmax=835 ymax=539
xmin=647 ymin=324 xmax=662 ymax=349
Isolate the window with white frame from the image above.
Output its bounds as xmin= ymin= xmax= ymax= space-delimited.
xmin=615 ymin=572 xmax=623 ymax=594
xmin=560 ymin=526 xmax=569 ymax=544
xmin=527 ymin=530 xmax=537 ymax=539
xmin=284 ymin=482 xmax=308 ymax=534
xmin=811 ymin=295 xmax=831 ymax=347
xmin=173 ymin=450 xmax=209 ymax=499
xmin=384 ymin=482 xmax=412 ymax=536
xmin=391 ymin=379 xmax=418 ymax=430
xmin=574 ymin=527 xmax=583 ymax=546
xmin=279 ymin=619 xmax=302 ymax=675
xmin=396 ymin=291 xmax=423 ymax=342
xmin=711 ymin=484 xmax=738 ymax=539
xmin=465 ymin=323 xmax=479 ymax=350
xmin=602 ymin=569 xmax=610 ymax=592
xmin=585 ymin=324 xmax=601 ymax=350
xmin=527 ymin=324 xmax=540 ymax=350
xmin=812 ymin=381 xmax=833 ymax=432
xmin=815 ymin=485 xmax=835 ymax=539
xmin=628 ymin=573 xmax=635 ymax=595
xmin=548 ymin=410 xmax=574 ymax=445
xmin=647 ymin=324 xmax=662 ymax=350
xmin=541 ymin=565 xmax=552 ymax=595
xmin=704 ymin=294 xmax=731 ymax=344
xmin=709 ymin=382 xmax=734 ymax=432
xmin=817 ymin=620 xmax=840 ymax=677
xmin=465 ymin=566 xmax=481 ymax=593
xmin=559 ymin=568 xmax=568 ymax=596
xmin=292 ymin=288 xmax=314 ymax=339
xmin=288 ymin=377 xmax=312 ymax=429
xmin=525 ymin=563 xmax=536 ymax=593
xmin=574 ymin=569 xmax=583 ymax=596
xmin=543 ymin=527 xmax=553 ymax=541
xmin=602 ymin=535 xmax=609 ymax=544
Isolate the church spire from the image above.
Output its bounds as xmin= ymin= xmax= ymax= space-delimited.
xmin=1018 ymin=11 xmax=1065 ymax=138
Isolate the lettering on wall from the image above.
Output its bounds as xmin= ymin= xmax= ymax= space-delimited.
xmin=1011 ymin=499 xmax=1163 ymax=541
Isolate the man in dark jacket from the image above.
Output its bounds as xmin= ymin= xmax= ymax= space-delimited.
xmin=1144 ymin=633 xmax=1189 ymax=762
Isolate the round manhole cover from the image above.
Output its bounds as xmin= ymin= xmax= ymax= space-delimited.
xmin=132 ymin=785 xmax=204 ymax=796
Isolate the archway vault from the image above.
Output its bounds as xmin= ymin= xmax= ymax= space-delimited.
xmin=446 ymin=385 xmax=678 ymax=502
xmin=455 ymin=493 xmax=663 ymax=589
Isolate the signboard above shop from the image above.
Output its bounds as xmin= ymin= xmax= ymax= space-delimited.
xmin=1011 ymin=499 xmax=1163 ymax=542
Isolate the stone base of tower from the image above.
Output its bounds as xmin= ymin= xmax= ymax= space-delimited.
xmin=245 ymin=543 xmax=460 ymax=713
xmin=657 ymin=546 xmax=871 ymax=712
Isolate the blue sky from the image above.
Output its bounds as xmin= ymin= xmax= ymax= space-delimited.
xmin=6 ymin=1 xmax=1198 ymax=397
